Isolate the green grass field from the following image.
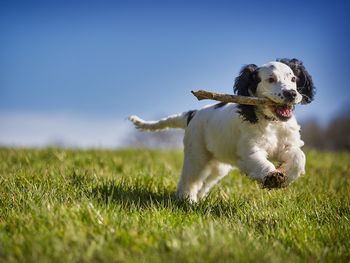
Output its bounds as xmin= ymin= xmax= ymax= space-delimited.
xmin=0 ymin=148 xmax=349 ymax=262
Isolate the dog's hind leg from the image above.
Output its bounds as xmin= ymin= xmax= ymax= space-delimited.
xmin=176 ymin=149 xmax=211 ymax=203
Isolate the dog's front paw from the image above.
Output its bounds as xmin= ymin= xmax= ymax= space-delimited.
xmin=262 ymin=171 xmax=288 ymax=189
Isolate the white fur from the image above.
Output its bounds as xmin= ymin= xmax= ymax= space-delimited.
xmin=129 ymin=62 xmax=306 ymax=202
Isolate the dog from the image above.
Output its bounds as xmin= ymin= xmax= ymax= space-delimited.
xmin=129 ymin=58 xmax=315 ymax=202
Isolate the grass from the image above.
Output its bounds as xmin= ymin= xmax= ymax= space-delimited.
xmin=0 ymin=148 xmax=349 ymax=263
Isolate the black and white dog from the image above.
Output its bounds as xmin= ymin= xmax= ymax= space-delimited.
xmin=129 ymin=58 xmax=315 ymax=202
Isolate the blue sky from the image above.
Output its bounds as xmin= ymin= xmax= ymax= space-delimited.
xmin=1 ymin=0 xmax=349 ymax=147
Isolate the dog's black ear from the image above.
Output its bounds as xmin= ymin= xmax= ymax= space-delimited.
xmin=278 ymin=58 xmax=315 ymax=104
xmin=234 ymin=64 xmax=260 ymax=96
xmin=233 ymin=64 xmax=260 ymax=123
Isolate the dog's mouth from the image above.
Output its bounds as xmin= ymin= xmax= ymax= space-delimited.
xmin=271 ymin=104 xmax=294 ymax=120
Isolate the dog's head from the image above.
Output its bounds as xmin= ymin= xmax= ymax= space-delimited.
xmin=234 ymin=59 xmax=315 ymax=123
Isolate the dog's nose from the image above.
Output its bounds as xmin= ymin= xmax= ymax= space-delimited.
xmin=283 ymin=90 xmax=297 ymax=102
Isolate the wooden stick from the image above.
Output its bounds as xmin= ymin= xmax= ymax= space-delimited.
xmin=191 ymin=90 xmax=279 ymax=106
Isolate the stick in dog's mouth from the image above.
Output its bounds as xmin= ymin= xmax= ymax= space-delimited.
xmin=191 ymin=90 xmax=281 ymax=106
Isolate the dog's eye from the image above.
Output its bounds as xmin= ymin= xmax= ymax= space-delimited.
xmin=268 ymin=77 xmax=276 ymax=83
xmin=291 ymin=76 xmax=296 ymax=82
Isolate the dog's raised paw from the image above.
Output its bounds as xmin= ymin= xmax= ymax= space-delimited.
xmin=262 ymin=171 xmax=288 ymax=189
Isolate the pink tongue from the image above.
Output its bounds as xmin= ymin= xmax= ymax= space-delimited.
xmin=276 ymin=106 xmax=292 ymax=117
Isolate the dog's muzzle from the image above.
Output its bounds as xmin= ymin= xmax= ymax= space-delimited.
xmin=282 ymin=90 xmax=297 ymax=103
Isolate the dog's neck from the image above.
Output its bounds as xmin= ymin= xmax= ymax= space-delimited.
xmin=238 ymin=105 xmax=281 ymax=123
xmin=256 ymin=108 xmax=279 ymax=122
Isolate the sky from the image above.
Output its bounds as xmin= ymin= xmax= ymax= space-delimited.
xmin=1 ymin=0 xmax=350 ymax=148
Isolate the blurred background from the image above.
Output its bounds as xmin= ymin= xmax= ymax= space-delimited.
xmin=1 ymin=0 xmax=349 ymax=150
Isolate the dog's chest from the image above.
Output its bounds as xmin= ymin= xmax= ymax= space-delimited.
xmin=256 ymin=123 xmax=288 ymax=157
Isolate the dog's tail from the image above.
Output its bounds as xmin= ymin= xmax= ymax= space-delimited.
xmin=128 ymin=110 xmax=197 ymax=131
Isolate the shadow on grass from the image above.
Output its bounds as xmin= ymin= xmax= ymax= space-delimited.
xmin=89 ymin=180 xmax=240 ymax=218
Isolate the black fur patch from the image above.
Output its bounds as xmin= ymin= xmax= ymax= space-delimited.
xmin=233 ymin=64 xmax=261 ymax=123
xmin=186 ymin=110 xmax=197 ymax=125
xmin=237 ymin=105 xmax=258 ymax=123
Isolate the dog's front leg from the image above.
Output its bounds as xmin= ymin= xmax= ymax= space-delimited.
xmin=238 ymin=147 xmax=287 ymax=189
xmin=278 ymin=146 xmax=306 ymax=184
